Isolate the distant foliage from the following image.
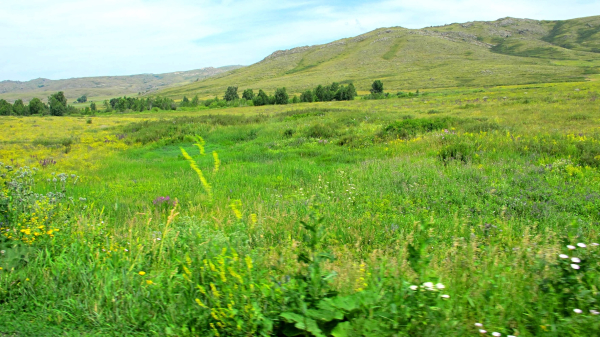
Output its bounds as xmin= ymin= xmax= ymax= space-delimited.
xmin=242 ymin=89 xmax=254 ymax=101
xmin=0 ymin=99 xmax=13 ymax=116
xmin=224 ymin=86 xmax=239 ymax=101
xmin=371 ymin=80 xmax=384 ymax=94
xmin=76 ymin=95 xmax=87 ymax=103
xmin=28 ymin=98 xmax=46 ymax=115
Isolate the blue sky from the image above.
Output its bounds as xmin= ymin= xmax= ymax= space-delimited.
xmin=2 ymin=0 xmax=599 ymax=81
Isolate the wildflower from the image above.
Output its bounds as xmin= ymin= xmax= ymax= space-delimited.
xmin=139 ymin=271 xmax=146 ymax=276
xmin=0 ymin=250 xmax=4 ymax=254
xmin=423 ymin=282 xmax=434 ymax=289
xmin=146 ymin=280 xmax=153 ymax=285
xmin=441 ymin=294 xmax=450 ymax=299
xmin=567 ymin=245 xmax=576 ymax=250
xmin=574 ymin=309 xmax=583 ymax=314
xmin=590 ymin=310 xmax=600 ymax=315
xmin=559 ymin=254 xmax=569 ymax=259
xmin=571 ymin=257 xmax=581 ymax=263
xmin=435 ymin=283 xmax=445 ymax=289
xmin=409 ymin=285 xmax=418 ymax=291
xmin=577 ymin=243 xmax=587 ymax=248
xmin=571 ymin=264 xmax=580 ymax=270
xmin=492 ymin=333 xmax=501 ymax=337
xmin=479 ymin=329 xmax=487 ymax=334
xmin=475 ymin=323 xmax=483 ymax=327
xmin=591 ymin=243 xmax=599 ymax=246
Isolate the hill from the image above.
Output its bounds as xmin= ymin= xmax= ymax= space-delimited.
xmin=158 ymin=15 xmax=600 ymax=99
xmin=0 ymin=65 xmax=244 ymax=103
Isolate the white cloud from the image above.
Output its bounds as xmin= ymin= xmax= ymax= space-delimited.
xmin=1 ymin=0 xmax=599 ymax=81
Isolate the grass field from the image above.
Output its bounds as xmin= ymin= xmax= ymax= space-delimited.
xmin=1 ymin=80 xmax=600 ymax=336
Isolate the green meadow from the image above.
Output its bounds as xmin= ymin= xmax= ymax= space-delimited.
xmin=1 ymin=80 xmax=600 ymax=336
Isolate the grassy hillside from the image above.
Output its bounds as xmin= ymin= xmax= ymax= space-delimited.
xmin=0 ymin=65 xmax=244 ymax=103
xmin=159 ymin=16 xmax=600 ymax=99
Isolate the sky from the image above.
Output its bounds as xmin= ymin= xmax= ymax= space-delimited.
xmin=2 ymin=0 xmax=599 ymax=82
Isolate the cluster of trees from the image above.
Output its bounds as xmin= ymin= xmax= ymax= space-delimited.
xmin=0 ymin=92 xmax=79 ymax=116
xmin=106 ymin=96 xmax=176 ymax=112
xmin=299 ymin=82 xmax=357 ymax=103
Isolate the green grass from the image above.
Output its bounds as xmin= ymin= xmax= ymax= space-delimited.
xmin=1 ymin=80 xmax=600 ymax=336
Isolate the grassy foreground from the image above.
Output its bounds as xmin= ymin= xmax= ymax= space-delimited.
xmin=1 ymin=81 xmax=600 ymax=336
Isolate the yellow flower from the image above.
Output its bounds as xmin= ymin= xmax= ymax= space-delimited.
xmin=138 ymin=271 xmax=146 ymax=276
xmin=146 ymin=280 xmax=153 ymax=285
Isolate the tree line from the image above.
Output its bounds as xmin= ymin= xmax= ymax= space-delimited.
xmin=0 ymin=92 xmax=177 ymax=116
xmin=0 ymin=80 xmax=420 ymax=117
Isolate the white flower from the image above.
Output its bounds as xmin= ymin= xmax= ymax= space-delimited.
xmin=559 ymin=254 xmax=569 ymax=259
xmin=571 ymin=264 xmax=580 ymax=270
xmin=436 ymin=283 xmax=445 ymax=289
xmin=590 ymin=310 xmax=600 ymax=315
xmin=577 ymin=243 xmax=587 ymax=248
xmin=591 ymin=243 xmax=599 ymax=246
xmin=508 ymin=335 xmax=516 ymax=337
xmin=441 ymin=294 xmax=450 ymax=299
xmin=423 ymin=282 xmax=434 ymax=288
xmin=475 ymin=323 xmax=483 ymax=327
xmin=571 ymin=257 xmax=581 ymax=263
xmin=409 ymin=285 xmax=418 ymax=291
xmin=492 ymin=333 xmax=501 ymax=337
xmin=479 ymin=329 xmax=487 ymax=334
xmin=574 ymin=308 xmax=583 ymax=314
xmin=567 ymin=245 xmax=576 ymax=250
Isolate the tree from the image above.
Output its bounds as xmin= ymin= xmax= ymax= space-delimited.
xmin=51 ymin=91 xmax=68 ymax=106
xmin=76 ymin=95 xmax=87 ymax=103
xmin=191 ymin=95 xmax=200 ymax=107
xmin=347 ymin=83 xmax=357 ymax=100
xmin=0 ymin=99 xmax=12 ymax=116
xmin=29 ymin=97 xmax=46 ymax=115
xmin=300 ymin=90 xmax=314 ymax=103
xmin=314 ymin=85 xmax=326 ymax=102
xmin=224 ymin=86 xmax=239 ymax=101
xmin=242 ymin=89 xmax=254 ymax=101
xmin=254 ymin=89 xmax=269 ymax=106
xmin=90 ymin=102 xmax=97 ymax=112
xmin=181 ymin=96 xmax=190 ymax=107
xmin=13 ymin=99 xmax=25 ymax=115
xmin=49 ymin=96 xmax=66 ymax=116
xmin=371 ymin=80 xmax=384 ymax=94
xmin=292 ymin=95 xmax=299 ymax=104
xmin=274 ymin=87 xmax=288 ymax=105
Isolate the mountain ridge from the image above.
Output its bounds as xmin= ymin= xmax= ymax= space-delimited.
xmin=158 ymin=15 xmax=600 ymax=99
xmin=0 ymin=65 xmax=244 ymax=103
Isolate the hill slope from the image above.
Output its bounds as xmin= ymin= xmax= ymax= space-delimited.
xmin=159 ymin=15 xmax=600 ymax=98
xmin=0 ymin=66 xmax=243 ymax=103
